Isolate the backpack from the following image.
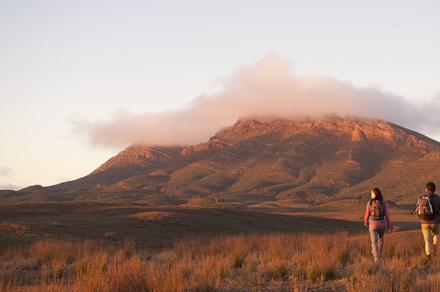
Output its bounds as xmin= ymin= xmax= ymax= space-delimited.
xmin=369 ymin=200 xmax=384 ymax=220
xmin=417 ymin=196 xmax=434 ymax=220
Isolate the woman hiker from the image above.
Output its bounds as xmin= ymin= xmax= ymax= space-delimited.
xmin=364 ymin=187 xmax=392 ymax=262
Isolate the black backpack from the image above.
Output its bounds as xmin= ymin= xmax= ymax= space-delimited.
xmin=370 ymin=200 xmax=384 ymax=220
xmin=417 ymin=196 xmax=434 ymax=220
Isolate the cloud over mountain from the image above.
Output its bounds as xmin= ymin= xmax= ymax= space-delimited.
xmin=74 ymin=55 xmax=440 ymax=148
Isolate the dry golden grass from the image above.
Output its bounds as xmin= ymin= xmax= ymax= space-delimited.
xmin=2 ymin=230 xmax=440 ymax=291
xmin=128 ymin=211 xmax=173 ymax=221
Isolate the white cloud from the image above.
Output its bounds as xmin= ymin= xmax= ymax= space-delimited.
xmin=74 ymin=55 xmax=440 ymax=148
xmin=0 ymin=184 xmax=20 ymax=191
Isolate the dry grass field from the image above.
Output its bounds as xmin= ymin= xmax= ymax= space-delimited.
xmin=0 ymin=196 xmax=427 ymax=291
xmin=0 ymin=199 xmax=420 ymax=249
xmin=0 ymin=200 xmax=368 ymax=250
xmin=2 ymin=230 xmax=440 ymax=291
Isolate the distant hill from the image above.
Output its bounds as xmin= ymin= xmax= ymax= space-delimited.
xmin=5 ymin=116 xmax=440 ymax=204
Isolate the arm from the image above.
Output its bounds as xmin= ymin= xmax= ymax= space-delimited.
xmin=411 ymin=197 xmax=420 ymax=215
xmin=364 ymin=202 xmax=370 ymax=227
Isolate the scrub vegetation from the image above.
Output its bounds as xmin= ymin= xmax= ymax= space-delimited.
xmin=2 ymin=230 xmax=440 ymax=291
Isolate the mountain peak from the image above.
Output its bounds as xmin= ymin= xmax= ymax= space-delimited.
xmin=209 ymin=116 xmax=437 ymax=151
xmin=46 ymin=116 xmax=440 ymax=202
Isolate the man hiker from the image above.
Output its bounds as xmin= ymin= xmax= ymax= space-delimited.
xmin=415 ymin=182 xmax=440 ymax=259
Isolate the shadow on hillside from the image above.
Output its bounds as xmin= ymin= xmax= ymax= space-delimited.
xmin=0 ymin=201 xmax=422 ymax=249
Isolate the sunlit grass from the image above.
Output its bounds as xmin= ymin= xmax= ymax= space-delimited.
xmin=1 ymin=231 xmax=440 ymax=291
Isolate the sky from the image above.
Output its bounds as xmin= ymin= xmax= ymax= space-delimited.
xmin=1 ymin=0 xmax=440 ymax=189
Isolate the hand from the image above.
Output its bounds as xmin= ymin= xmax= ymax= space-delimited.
xmin=364 ymin=223 xmax=368 ymax=227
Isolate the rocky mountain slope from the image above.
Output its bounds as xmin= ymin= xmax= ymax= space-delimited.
xmin=38 ymin=116 xmax=440 ymax=204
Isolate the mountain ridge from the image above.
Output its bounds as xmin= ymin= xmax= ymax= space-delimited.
xmin=4 ymin=116 xmax=440 ymax=205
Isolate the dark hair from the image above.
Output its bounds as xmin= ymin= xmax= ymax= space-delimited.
xmin=426 ymin=182 xmax=436 ymax=192
xmin=370 ymin=187 xmax=383 ymax=204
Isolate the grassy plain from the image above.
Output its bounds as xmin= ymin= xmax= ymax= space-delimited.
xmin=0 ymin=197 xmax=427 ymax=291
xmin=2 ymin=231 xmax=440 ymax=291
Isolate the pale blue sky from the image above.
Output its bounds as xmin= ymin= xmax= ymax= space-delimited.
xmin=1 ymin=0 xmax=440 ymax=188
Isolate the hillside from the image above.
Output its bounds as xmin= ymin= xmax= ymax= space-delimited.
xmin=3 ymin=116 xmax=440 ymax=205
xmin=33 ymin=116 xmax=438 ymax=204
